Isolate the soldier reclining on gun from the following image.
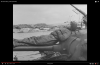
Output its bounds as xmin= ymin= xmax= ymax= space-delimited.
xmin=13 ymin=28 xmax=87 ymax=61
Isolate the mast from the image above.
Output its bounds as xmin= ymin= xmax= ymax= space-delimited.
xmin=70 ymin=4 xmax=87 ymax=28
xmin=70 ymin=4 xmax=87 ymax=17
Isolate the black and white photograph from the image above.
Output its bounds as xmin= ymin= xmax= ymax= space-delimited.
xmin=13 ymin=4 xmax=87 ymax=61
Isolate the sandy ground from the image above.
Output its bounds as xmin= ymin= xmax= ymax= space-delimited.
xmin=13 ymin=51 xmax=42 ymax=61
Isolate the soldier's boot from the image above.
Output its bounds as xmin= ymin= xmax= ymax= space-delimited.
xmin=13 ymin=38 xmax=29 ymax=47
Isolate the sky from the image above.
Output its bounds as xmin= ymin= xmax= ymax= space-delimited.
xmin=13 ymin=4 xmax=87 ymax=25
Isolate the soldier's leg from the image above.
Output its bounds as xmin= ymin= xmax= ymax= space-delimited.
xmin=13 ymin=28 xmax=71 ymax=47
xmin=13 ymin=34 xmax=58 ymax=47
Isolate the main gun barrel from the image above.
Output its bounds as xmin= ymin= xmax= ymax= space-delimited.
xmin=13 ymin=45 xmax=61 ymax=51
